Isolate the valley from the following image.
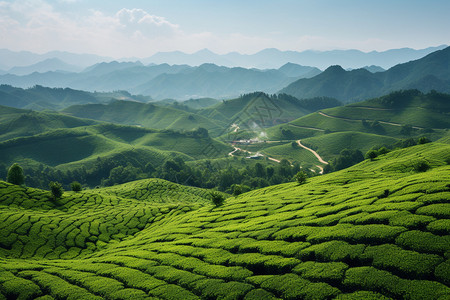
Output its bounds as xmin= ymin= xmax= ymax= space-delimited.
xmin=0 ymin=41 xmax=449 ymax=299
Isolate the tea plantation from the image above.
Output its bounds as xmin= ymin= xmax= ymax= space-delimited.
xmin=0 ymin=142 xmax=449 ymax=299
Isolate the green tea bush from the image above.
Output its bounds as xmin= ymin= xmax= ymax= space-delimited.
xmin=18 ymin=270 xmax=102 ymax=300
xmin=389 ymin=213 xmax=435 ymax=229
xmin=435 ymin=260 xmax=450 ymax=286
xmin=395 ymin=230 xmax=450 ymax=254
xmin=97 ymin=267 xmax=165 ymax=292
xmin=306 ymin=224 xmax=407 ymax=244
xmin=416 ymin=204 xmax=450 ymax=218
xmin=192 ymin=278 xmax=253 ymax=300
xmin=362 ymin=244 xmax=443 ymax=278
xmin=260 ymin=273 xmax=340 ymax=300
xmin=299 ymin=240 xmax=366 ymax=262
xmin=243 ymin=288 xmax=278 ymax=300
xmin=292 ymin=261 xmax=348 ymax=283
xmin=335 ymin=291 xmax=392 ymax=299
xmin=149 ymin=284 xmax=199 ymax=300
xmin=108 ymin=288 xmax=151 ymax=300
xmin=343 ymin=267 xmax=402 ymax=297
xmin=426 ymin=219 xmax=450 ymax=235
xmin=0 ymin=275 xmax=42 ymax=299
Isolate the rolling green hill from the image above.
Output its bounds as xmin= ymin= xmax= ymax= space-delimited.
xmin=0 ymin=123 xmax=232 ymax=188
xmin=0 ymin=142 xmax=449 ymax=299
xmin=199 ymin=92 xmax=341 ymax=134
xmin=263 ymin=90 xmax=449 ymax=166
xmin=0 ymin=105 xmax=98 ymax=142
xmin=0 ymin=85 xmax=150 ymax=110
xmin=62 ymin=100 xmax=228 ymax=137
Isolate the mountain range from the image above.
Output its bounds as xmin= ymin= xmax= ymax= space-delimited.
xmin=142 ymin=45 xmax=448 ymax=69
xmin=0 ymin=45 xmax=446 ymax=72
xmin=0 ymin=62 xmax=321 ymax=100
xmin=280 ymin=46 xmax=450 ymax=102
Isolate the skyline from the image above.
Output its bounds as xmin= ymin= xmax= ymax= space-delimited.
xmin=0 ymin=0 xmax=449 ymax=58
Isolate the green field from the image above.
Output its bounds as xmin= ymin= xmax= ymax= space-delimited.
xmin=62 ymin=100 xmax=228 ymax=137
xmin=1 ymin=142 xmax=449 ymax=299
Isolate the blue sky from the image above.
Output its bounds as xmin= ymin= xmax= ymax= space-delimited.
xmin=0 ymin=0 xmax=449 ymax=57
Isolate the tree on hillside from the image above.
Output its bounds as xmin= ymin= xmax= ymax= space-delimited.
xmin=295 ymin=171 xmax=308 ymax=185
xmin=7 ymin=163 xmax=24 ymax=185
xmin=193 ymin=127 xmax=209 ymax=138
xmin=366 ymin=150 xmax=378 ymax=161
xmin=210 ymin=191 xmax=225 ymax=207
xmin=49 ymin=181 xmax=64 ymax=200
xmin=71 ymin=181 xmax=82 ymax=192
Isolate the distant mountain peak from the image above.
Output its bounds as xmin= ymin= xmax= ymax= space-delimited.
xmin=324 ymin=65 xmax=346 ymax=73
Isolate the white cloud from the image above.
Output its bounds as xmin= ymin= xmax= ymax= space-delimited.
xmin=0 ymin=1 xmax=186 ymax=57
xmin=0 ymin=0 xmax=297 ymax=57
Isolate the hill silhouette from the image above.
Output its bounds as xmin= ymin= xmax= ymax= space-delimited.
xmin=280 ymin=46 xmax=450 ymax=102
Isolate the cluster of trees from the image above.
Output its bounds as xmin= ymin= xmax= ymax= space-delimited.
xmin=0 ymin=156 xmax=311 ymax=195
xmin=323 ymin=149 xmax=365 ymax=173
xmin=365 ymin=137 xmax=431 ymax=160
xmin=3 ymin=163 xmax=77 ymax=200
xmin=151 ymin=157 xmax=309 ymax=194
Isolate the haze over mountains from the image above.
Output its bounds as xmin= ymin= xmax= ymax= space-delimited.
xmin=1 ymin=45 xmax=446 ymax=71
xmin=280 ymin=46 xmax=450 ymax=102
xmin=0 ymin=46 xmax=449 ymax=101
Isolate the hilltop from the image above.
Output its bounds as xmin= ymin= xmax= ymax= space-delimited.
xmin=0 ymin=85 xmax=150 ymax=111
xmin=0 ymin=141 xmax=449 ymax=299
xmin=62 ymin=100 xmax=228 ymax=137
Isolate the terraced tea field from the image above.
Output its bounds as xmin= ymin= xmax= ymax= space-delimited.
xmin=1 ymin=143 xmax=449 ymax=299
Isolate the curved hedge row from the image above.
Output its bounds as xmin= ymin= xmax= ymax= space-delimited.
xmin=0 ymin=144 xmax=449 ymax=299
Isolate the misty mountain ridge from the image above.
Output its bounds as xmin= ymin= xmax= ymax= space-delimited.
xmin=280 ymin=46 xmax=450 ymax=103
xmin=142 ymin=45 xmax=448 ymax=69
xmin=0 ymin=62 xmax=320 ymax=100
xmin=0 ymin=45 xmax=446 ymax=72
xmin=7 ymin=58 xmax=82 ymax=75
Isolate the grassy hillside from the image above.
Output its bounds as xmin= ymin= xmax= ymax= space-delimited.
xmin=200 ymin=93 xmax=340 ymax=135
xmin=0 ymin=106 xmax=98 ymax=142
xmin=0 ymin=123 xmax=232 ymax=189
xmin=264 ymin=90 xmax=449 ymax=165
xmin=0 ymin=124 xmax=231 ymax=166
xmin=301 ymin=132 xmax=398 ymax=160
xmin=0 ymin=85 xmax=146 ymax=110
xmin=0 ymin=142 xmax=449 ymax=299
xmin=62 ymin=100 xmax=228 ymax=137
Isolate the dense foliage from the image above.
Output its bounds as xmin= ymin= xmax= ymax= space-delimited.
xmin=6 ymin=163 xmax=24 ymax=185
xmin=0 ymin=142 xmax=448 ymax=299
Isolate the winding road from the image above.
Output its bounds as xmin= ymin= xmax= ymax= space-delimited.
xmin=228 ymin=140 xmax=327 ymax=173
xmin=318 ymin=111 xmax=423 ymax=129
xmin=296 ymin=140 xmax=328 ymax=165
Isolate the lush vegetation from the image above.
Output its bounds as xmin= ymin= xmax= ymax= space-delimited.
xmin=0 ymin=142 xmax=449 ymax=299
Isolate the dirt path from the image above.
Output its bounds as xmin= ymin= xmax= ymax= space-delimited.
xmin=297 ymin=140 xmax=328 ymax=165
xmin=228 ymin=146 xmax=282 ymax=163
xmin=288 ymin=124 xmax=325 ymax=131
xmin=349 ymin=106 xmax=393 ymax=111
xmin=268 ymin=157 xmax=281 ymax=163
xmin=318 ymin=111 xmax=423 ymax=129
